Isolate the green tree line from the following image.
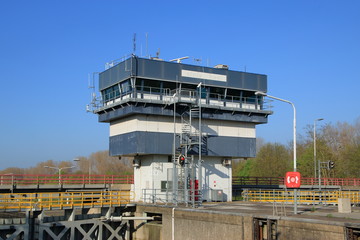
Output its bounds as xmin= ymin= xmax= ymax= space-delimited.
xmin=233 ymin=118 xmax=360 ymax=178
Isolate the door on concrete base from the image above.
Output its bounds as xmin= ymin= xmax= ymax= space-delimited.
xmin=253 ymin=218 xmax=277 ymax=240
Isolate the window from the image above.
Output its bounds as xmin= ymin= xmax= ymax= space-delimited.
xmin=209 ymin=87 xmax=225 ymax=100
xmin=120 ymin=80 xmax=132 ymax=94
xmin=102 ymin=85 xmax=120 ymax=102
xmin=161 ymin=181 xmax=173 ymax=192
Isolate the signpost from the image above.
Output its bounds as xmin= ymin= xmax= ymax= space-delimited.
xmin=285 ymin=172 xmax=301 ymax=188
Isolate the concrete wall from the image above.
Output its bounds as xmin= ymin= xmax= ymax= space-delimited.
xmin=110 ymin=115 xmax=255 ymax=138
xmin=277 ymin=219 xmax=344 ymax=240
xmin=134 ymin=205 xmax=347 ymax=240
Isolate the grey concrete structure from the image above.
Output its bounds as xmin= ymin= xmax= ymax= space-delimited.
xmin=134 ymin=202 xmax=360 ymax=240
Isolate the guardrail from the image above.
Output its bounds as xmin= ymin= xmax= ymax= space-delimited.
xmin=0 ymin=190 xmax=134 ymax=212
xmin=232 ymin=176 xmax=360 ymax=186
xmin=3 ymin=175 xmax=360 ymax=188
xmin=0 ymin=174 xmax=134 ymax=185
xmin=242 ymin=189 xmax=360 ymax=205
xmin=142 ymin=188 xmax=202 ymax=206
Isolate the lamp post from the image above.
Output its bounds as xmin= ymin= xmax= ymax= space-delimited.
xmin=74 ymin=158 xmax=91 ymax=184
xmin=255 ymin=91 xmax=298 ymax=214
xmin=314 ymin=118 xmax=324 ymax=187
xmin=44 ymin=166 xmax=75 ymax=185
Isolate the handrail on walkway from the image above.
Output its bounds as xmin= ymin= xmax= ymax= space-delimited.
xmin=0 ymin=174 xmax=134 ymax=185
xmin=2 ymin=175 xmax=360 ymax=187
xmin=242 ymin=189 xmax=360 ymax=205
xmin=232 ymin=176 xmax=360 ymax=186
xmin=0 ymin=190 xmax=134 ymax=212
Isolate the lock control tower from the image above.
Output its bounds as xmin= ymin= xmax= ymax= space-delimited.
xmin=91 ymin=55 xmax=272 ymax=204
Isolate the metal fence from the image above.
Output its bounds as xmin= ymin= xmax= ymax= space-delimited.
xmin=0 ymin=174 xmax=134 ymax=186
xmin=0 ymin=190 xmax=134 ymax=212
xmin=242 ymin=189 xmax=360 ymax=205
xmin=142 ymin=188 xmax=202 ymax=206
xmin=233 ymin=176 xmax=360 ymax=187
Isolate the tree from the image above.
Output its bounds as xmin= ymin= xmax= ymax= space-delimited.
xmin=87 ymin=151 xmax=133 ymax=175
xmin=232 ymin=158 xmax=254 ymax=177
xmin=250 ymin=143 xmax=291 ymax=177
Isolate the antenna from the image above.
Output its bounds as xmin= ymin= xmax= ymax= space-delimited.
xmin=194 ymin=57 xmax=202 ymax=65
xmin=170 ymin=56 xmax=189 ymax=63
xmin=156 ymin=48 xmax=160 ymax=58
xmin=146 ymin=33 xmax=149 ymax=58
xmin=86 ymin=72 xmax=99 ymax=113
xmin=133 ymin=33 xmax=136 ymax=55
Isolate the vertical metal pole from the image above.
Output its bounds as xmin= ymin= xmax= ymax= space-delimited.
xmin=292 ymin=103 xmax=297 ymax=215
xmin=197 ymin=83 xmax=202 ymax=204
xmin=89 ymin=160 xmax=91 ymax=184
xmin=58 ymin=169 xmax=61 ymax=185
xmin=319 ymin=160 xmax=322 ymax=191
xmin=173 ymin=93 xmax=177 ymax=205
xmin=314 ymin=121 xmax=317 ymax=182
xmin=191 ymin=155 xmax=195 ymax=207
xmin=258 ymin=93 xmax=297 ymax=214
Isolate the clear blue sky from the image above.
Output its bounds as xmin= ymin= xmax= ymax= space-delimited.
xmin=1 ymin=1 xmax=359 ymax=169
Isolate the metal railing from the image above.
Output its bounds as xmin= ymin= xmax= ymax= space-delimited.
xmin=142 ymin=188 xmax=202 ymax=206
xmin=100 ymin=86 xmax=271 ymax=112
xmin=0 ymin=174 xmax=134 ymax=186
xmin=0 ymin=190 xmax=134 ymax=212
xmin=232 ymin=176 xmax=360 ymax=187
xmin=3 ymin=175 xmax=360 ymax=187
xmin=242 ymin=189 xmax=360 ymax=205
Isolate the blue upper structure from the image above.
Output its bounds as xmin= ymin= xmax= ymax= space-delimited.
xmin=95 ymin=56 xmax=272 ymax=158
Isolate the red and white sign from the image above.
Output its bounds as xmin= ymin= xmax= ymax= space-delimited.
xmin=285 ymin=172 xmax=301 ymax=188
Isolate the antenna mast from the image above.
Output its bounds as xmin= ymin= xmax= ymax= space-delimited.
xmin=146 ymin=33 xmax=149 ymax=58
xmin=133 ymin=33 xmax=136 ymax=55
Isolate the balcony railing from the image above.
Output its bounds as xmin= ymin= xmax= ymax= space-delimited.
xmin=98 ymin=86 xmax=272 ymax=112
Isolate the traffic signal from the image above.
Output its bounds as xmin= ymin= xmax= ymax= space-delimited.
xmin=327 ymin=160 xmax=335 ymax=169
xmin=178 ymin=155 xmax=186 ymax=166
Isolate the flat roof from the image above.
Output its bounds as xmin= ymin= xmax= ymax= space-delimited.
xmin=99 ymin=56 xmax=267 ymax=93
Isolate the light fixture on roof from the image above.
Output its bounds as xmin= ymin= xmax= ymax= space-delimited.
xmin=170 ymin=56 xmax=189 ymax=63
xmin=214 ymin=64 xmax=229 ymax=70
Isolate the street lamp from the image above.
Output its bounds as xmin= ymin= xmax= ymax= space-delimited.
xmin=255 ymin=91 xmax=298 ymax=214
xmin=44 ymin=166 xmax=75 ymax=185
xmin=314 ymin=118 xmax=324 ymax=188
xmin=73 ymin=158 xmax=92 ymax=184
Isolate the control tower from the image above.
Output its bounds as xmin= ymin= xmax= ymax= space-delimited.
xmin=92 ymin=55 xmax=272 ymax=205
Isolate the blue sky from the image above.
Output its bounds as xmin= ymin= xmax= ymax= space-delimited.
xmin=1 ymin=1 xmax=359 ymax=169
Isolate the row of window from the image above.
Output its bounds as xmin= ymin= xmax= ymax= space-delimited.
xmin=101 ymin=79 xmax=261 ymax=104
